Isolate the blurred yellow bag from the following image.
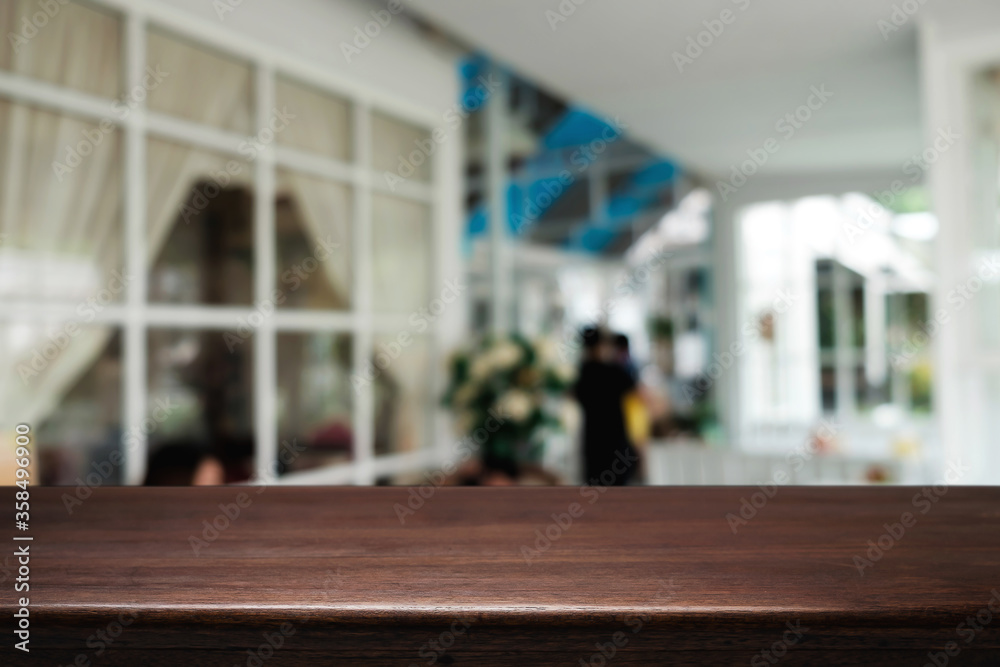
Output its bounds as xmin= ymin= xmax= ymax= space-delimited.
xmin=623 ymin=391 xmax=650 ymax=447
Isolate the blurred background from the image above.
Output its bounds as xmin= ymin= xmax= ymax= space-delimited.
xmin=1 ymin=0 xmax=998 ymax=487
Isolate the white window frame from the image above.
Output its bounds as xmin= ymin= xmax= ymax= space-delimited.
xmin=0 ymin=0 xmax=453 ymax=485
xmin=923 ymin=20 xmax=1000 ymax=483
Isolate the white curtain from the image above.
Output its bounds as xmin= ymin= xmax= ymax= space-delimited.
xmin=275 ymin=76 xmax=351 ymax=161
xmin=276 ymin=169 xmax=352 ymax=307
xmin=146 ymin=28 xmax=254 ymax=134
xmin=0 ymin=1 xmax=118 ymax=431
xmin=374 ymin=335 xmax=428 ymax=455
xmin=371 ymin=193 xmax=431 ymax=313
xmin=146 ymin=138 xmax=253 ymax=259
xmin=0 ymin=0 xmax=120 ymax=98
xmin=0 ymin=18 xmax=252 ymax=435
xmin=371 ymin=112 xmax=433 ymax=182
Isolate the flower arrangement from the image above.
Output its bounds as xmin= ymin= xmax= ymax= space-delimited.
xmin=443 ymin=334 xmax=576 ymax=472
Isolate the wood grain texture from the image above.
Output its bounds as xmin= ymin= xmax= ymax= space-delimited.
xmin=2 ymin=486 xmax=1000 ymax=665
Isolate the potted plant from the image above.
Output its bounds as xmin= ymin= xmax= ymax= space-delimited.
xmin=443 ymin=334 xmax=575 ymax=480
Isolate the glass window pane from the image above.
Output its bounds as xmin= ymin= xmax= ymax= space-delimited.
xmin=820 ymin=365 xmax=837 ymax=413
xmin=147 ymin=137 xmax=254 ymax=305
xmin=147 ymin=28 xmax=253 ymax=134
xmin=816 ymin=287 xmax=834 ymax=349
xmin=372 ymin=194 xmax=431 ymax=313
xmin=275 ymin=76 xmax=351 ymax=161
xmin=372 ymin=112 xmax=432 ymax=183
xmin=373 ymin=334 xmax=430 ymax=456
xmin=971 ymin=70 xmax=1000 ymax=355
xmin=977 ymin=284 xmax=1000 ymax=349
xmin=276 ymin=333 xmax=354 ymax=473
xmin=0 ymin=100 xmax=123 ymax=303
xmin=910 ymin=360 xmax=932 ymax=413
xmin=147 ymin=329 xmax=254 ymax=483
xmin=275 ymin=170 xmax=352 ymax=309
xmin=851 ymin=286 xmax=865 ymax=348
xmin=0 ymin=324 xmax=121 ymax=485
xmin=972 ymin=68 xmax=1000 ymax=247
xmin=855 ymin=364 xmax=872 ymax=412
xmin=0 ymin=1 xmax=121 ymax=98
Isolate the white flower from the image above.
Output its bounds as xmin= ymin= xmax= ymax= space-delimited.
xmin=553 ymin=362 xmax=575 ymax=383
xmin=453 ymin=382 xmax=477 ymax=407
xmin=454 ymin=411 xmax=476 ymax=435
xmin=490 ymin=341 xmax=523 ymax=370
xmin=533 ymin=338 xmax=557 ymax=365
xmin=559 ymin=400 xmax=582 ymax=432
xmin=470 ymin=354 xmax=493 ymax=380
xmin=497 ymin=389 xmax=534 ymax=423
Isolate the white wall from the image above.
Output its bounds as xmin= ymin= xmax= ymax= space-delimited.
xmin=156 ymin=0 xmax=457 ymax=113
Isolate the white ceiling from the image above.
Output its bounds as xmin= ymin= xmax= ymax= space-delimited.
xmin=405 ymin=0 xmax=942 ymax=180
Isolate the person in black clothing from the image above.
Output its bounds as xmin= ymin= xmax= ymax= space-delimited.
xmin=573 ymin=327 xmax=639 ymax=486
xmin=612 ymin=332 xmax=639 ymax=383
xmin=144 ymin=440 xmax=226 ymax=486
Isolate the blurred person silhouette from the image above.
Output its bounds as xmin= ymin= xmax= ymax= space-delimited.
xmin=573 ymin=327 xmax=638 ymax=486
xmin=613 ymin=333 xmax=639 ymax=382
xmin=613 ymin=333 xmax=652 ymax=481
xmin=144 ymin=441 xmax=225 ymax=486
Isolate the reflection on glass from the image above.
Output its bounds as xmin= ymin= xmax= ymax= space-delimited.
xmin=373 ymin=334 xmax=430 ymax=456
xmin=147 ymin=329 xmax=254 ymax=482
xmin=147 ymin=28 xmax=254 ymax=134
xmin=855 ymin=365 xmax=872 ymax=412
xmin=275 ymin=76 xmax=351 ymax=161
xmin=372 ymin=194 xmax=431 ymax=313
xmin=817 ymin=287 xmax=834 ymax=349
xmin=0 ymin=1 xmax=121 ymax=98
xmin=0 ymin=325 xmax=121 ymax=485
xmin=910 ymin=362 xmax=933 ymax=413
xmin=147 ymin=138 xmax=254 ymax=305
xmin=820 ymin=365 xmax=836 ymax=413
xmin=978 ymin=284 xmax=1000 ymax=350
xmin=275 ymin=170 xmax=352 ymax=309
xmin=0 ymin=100 xmax=122 ymax=303
xmin=973 ymin=68 xmax=1000 ymax=247
xmin=372 ymin=112 xmax=432 ymax=182
xmin=851 ymin=286 xmax=865 ymax=348
xmin=276 ymin=333 xmax=353 ymax=473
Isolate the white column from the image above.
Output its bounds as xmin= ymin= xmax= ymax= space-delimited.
xmin=921 ymin=20 xmax=974 ymax=479
xmin=864 ymin=273 xmax=887 ymax=393
xmin=832 ymin=264 xmax=856 ymax=421
xmin=486 ymin=65 xmax=510 ymax=334
xmin=711 ymin=197 xmax=742 ymax=449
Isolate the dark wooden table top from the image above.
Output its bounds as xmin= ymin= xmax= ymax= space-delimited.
xmin=4 ymin=486 xmax=1000 ymax=665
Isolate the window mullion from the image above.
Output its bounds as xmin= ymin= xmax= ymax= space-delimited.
xmin=123 ymin=9 xmax=149 ymax=485
xmin=353 ymin=102 xmax=375 ymax=485
xmin=254 ymin=64 xmax=278 ymax=482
